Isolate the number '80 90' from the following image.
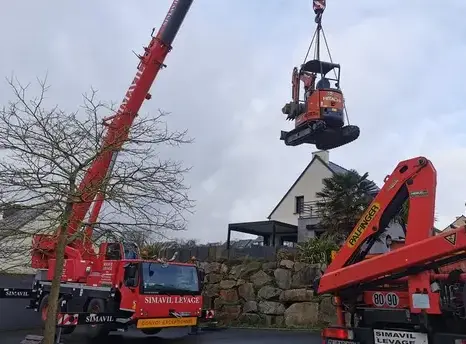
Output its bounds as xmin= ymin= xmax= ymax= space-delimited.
xmin=372 ymin=292 xmax=399 ymax=308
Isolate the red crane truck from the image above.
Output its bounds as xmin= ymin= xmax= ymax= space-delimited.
xmin=0 ymin=0 xmax=214 ymax=340
xmin=316 ymin=156 xmax=466 ymax=344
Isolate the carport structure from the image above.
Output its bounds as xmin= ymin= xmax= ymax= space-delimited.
xmin=226 ymin=220 xmax=297 ymax=248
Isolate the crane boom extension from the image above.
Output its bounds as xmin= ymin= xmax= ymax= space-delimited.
xmin=33 ymin=0 xmax=194 ymax=265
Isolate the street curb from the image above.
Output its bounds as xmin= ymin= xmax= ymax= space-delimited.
xmin=0 ymin=327 xmax=40 ymax=334
xmin=201 ymin=327 xmax=228 ymax=332
xmin=223 ymin=326 xmax=320 ymax=333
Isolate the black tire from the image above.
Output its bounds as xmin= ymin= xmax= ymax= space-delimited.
xmin=141 ymin=328 xmax=162 ymax=335
xmin=38 ymin=294 xmax=75 ymax=335
xmin=85 ymin=298 xmax=110 ymax=340
xmin=38 ymin=294 xmax=50 ymax=330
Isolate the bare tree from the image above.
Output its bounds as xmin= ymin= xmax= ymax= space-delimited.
xmin=0 ymin=76 xmax=194 ymax=343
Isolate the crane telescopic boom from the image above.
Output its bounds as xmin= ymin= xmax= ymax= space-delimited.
xmin=33 ymin=0 xmax=194 ymax=266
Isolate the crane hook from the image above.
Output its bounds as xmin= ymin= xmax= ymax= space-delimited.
xmin=312 ymin=0 xmax=326 ymax=23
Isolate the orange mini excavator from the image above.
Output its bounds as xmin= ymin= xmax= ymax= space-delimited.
xmin=280 ymin=0 xmax=360 ymax=150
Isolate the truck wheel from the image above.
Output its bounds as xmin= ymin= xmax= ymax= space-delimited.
xmin=38 ymin=294 xmax=50 ymax=329
xmin=141 ymin=328 xmax=162 ymax=335
xmin=85 ymin=298 xmax=110 ymax=340
xmin=38 ymin=295 xmax=75 ymax=335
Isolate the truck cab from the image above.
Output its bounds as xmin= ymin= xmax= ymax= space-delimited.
xmin=118 ymin=260 xmax=206 ymax=331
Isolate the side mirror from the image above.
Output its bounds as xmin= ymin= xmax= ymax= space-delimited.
xmin=125 ymin=278 xmax=137 ymax=288
xmin=197 ymin=269 xmax=205 ymax=289
xmin=124 ymin=263 xmax=138 ymax=288
xmin=125 ymin=264 xmax=137 ymax=279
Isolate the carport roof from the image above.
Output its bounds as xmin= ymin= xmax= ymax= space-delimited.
xmin=228 ymin=220 xmax=297 ymax=236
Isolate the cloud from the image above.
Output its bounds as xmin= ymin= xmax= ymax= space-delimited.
xmin=0 ymin=0 xmax=464 ymax=243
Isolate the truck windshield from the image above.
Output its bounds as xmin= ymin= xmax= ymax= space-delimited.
xmin=141 ymin=262 xmax=200 ymax=294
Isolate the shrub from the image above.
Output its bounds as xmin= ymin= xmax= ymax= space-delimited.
xmin=140 ymin=242 xmax=164 ymax=259
xmin=297 ymin=236 xmax=339 ymax=265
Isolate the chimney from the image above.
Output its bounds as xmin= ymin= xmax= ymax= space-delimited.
xmin=312 ymin=150 xmax=329 ymax=164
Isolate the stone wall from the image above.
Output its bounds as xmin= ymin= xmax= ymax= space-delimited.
xmin=200 ymin=259 xmax=336 ymax=328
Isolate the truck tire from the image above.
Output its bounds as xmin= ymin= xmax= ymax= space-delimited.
xmin=39 ymin=294 xmax=50 ymax=329
xmin=141 ymin=328 xmax=162 ymax=335
xmin=85 ymin=298 xmax=110 ymax=340
xmin=38 ymin=294 xmax=75 ymax=335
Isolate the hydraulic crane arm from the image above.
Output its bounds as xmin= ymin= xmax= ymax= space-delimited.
xmin=38 ymin=0 xmax=194 ymax=262
xmin=315 ymin=156 xmax=466 ymax=314
xmin=317 ymin=225 xmax=466 ymax=295
xmin=324 ymin=157 xmax=437 ymax=274
xmin=316 ymin=157 xmax=437 ymax=291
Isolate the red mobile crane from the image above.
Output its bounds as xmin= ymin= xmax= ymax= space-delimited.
xmin=30 ymin=0 xmax=356 ymax=271
xmin=0 ymin=0 xmax=215 ymax=341
xmin=316 ymin=156 xmax=466 ymax=344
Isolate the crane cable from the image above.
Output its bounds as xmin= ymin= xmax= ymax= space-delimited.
xmin=302 ymin=0 xmax=351 ymax=125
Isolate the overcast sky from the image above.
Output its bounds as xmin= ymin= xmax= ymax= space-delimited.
xmin=0 ymin=0 xmax=465 ymax=243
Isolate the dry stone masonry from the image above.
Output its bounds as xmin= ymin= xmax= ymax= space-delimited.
xmin=200 ymin=259 xmax=337 ymax=328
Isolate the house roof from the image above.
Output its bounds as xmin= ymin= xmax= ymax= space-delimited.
xmin=0 ymin=203 xmax=56 ymax=234
xmin=229 ymin=220 xmax=297 ymax=236
xmin=267 ymin=154 xmax=380 ymax=219
xmin=442 ymin=215 xmax=466 ymax=232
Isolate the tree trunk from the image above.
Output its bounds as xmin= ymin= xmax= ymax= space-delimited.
xmin=42 ymin=205 xmax=73 ymax=344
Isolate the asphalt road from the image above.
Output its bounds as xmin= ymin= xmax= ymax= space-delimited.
xmin=4 ymin=327 xmax=321 ymax=344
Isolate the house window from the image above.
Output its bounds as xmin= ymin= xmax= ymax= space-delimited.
xmin=295 ymin=196 xmax=304 ymax=214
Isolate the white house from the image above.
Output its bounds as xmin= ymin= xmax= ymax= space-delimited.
xmin=441 ymin=215 xmax=466 ymax=232
xmin=227 ymin=150 xmax=405 ymax=253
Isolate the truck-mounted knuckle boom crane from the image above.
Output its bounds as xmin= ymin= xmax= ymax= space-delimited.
xmin=317 ymin=156 xmax=466 ymax=344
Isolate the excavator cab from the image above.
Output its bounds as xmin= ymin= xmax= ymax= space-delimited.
xmin=297 ymin=60 xmax=343 ymax=127
xmin=280 ymin=59 xmax=360 ymax=150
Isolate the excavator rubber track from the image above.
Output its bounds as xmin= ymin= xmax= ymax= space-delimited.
xmin=280 ymin=124 xmax=360 ymax=150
